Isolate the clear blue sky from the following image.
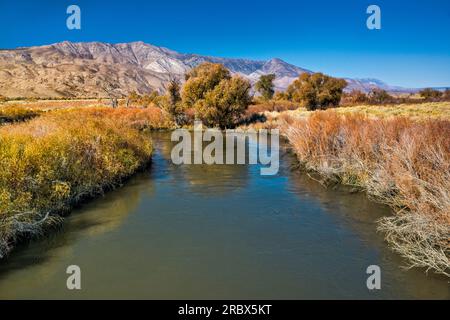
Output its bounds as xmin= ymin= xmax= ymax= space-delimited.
xmin=1 ymin=0 xmax=449 ymax=88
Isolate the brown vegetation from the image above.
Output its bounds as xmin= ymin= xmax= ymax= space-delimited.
xmin=284 ymin=111 xmax=450 ymax=276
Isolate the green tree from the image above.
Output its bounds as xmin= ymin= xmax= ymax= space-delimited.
xmin=181 ymin=63 xmax=251 ymax=128
xmin=196 ymin=76 xmax=252 ymax=128
xmin=255 ymin=74 xmax=276 ymax=100
xmin=287 ymin=73 xmax=347 ymax=110
xmin=163 ymin=79 xmax=186 ymax=126
xmin=182 ymin=63 xmax=231 ymax=108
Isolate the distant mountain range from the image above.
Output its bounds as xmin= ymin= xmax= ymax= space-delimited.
xmin=0 ymin=41 xmax=425 ymax=98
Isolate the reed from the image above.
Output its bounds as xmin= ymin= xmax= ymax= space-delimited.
xmin=284 ymin=111 xmax=450 ymax=276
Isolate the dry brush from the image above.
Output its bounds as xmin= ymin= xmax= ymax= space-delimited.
xmin=284 ymin=111 xmax=450 ymax=276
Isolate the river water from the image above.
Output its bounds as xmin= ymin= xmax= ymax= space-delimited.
xmin=0 ymin=132 xmax=448 ymax=299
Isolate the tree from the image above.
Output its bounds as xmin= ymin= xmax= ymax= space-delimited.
xmin=255 ymin=74 xmax=276 ymax=100
xmin=368 ymin=88 xmax=393 ymax=104
xmin=346 ymin=90 xmax=368 ymax=104
xmin=97 ymin=78 xmax=121 ymax=108
xmin=286 ymin=73 xmax=347 ymax=110
xmin=273 ymin=91 xmax=288 ymax=101
xmin=182 ymin=62 xmax=231 ymax=107
xmin=126 ymin=91 xmax=140 ymax=107
xmin=163 ymin=79 xmax=186 ymax=126
xmin=197 ymin=76 xmax=252 ymax=128
xmin=181 ymin=63 xmax=251 ymax=128
xmin=419 ymin=88 xmax=443 ymax=100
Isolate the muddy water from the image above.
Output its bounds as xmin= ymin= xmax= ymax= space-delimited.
xmin=0 ymin=132 xmax=448 ymax=299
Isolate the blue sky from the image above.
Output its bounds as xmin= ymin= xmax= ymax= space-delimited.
xmin=1 ymin=0 xmax=449 ymax=88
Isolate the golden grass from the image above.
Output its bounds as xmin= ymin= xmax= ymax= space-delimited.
xmin=0 ymin=105 xmax=42 ymax=123
xmin=0 ymin=107 xmax=173 ymax=258
xmin=335 ymin=102 xmax=450 ymax=119
xmin=283 ymin=102 xmax=450 ymax=120
xmin=283 ymin=111 xmax=450 ymax=276
xmin=0 ymin=99 xmax=111 ymax=111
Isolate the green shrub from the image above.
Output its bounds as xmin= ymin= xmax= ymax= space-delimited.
xmin=182 ymin=63 xmax=251 ymax=128
xmin=196 ymin=76 xmax=252 ymax=128
xmin=287 ymin=73 xmax=347 ymax=110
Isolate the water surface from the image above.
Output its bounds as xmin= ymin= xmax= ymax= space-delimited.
xmin=0 ymin=132 xmax=448 ymax=299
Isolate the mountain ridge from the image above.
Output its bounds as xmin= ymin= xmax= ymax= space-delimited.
xmin=0 ymin=41 xmax=416 ymax=98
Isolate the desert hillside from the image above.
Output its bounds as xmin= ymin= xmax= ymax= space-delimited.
xmin=0 ymin=41 xmax=410 ymax=98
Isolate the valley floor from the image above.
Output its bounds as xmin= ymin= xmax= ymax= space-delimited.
xmin=0 ymin=100 xmax=449 ymax=277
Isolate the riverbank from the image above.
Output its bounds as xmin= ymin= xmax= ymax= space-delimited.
xmin=0 ymin=107 xmax=173 ymax=258
xmin=282 ymin=111 xmax=450 ymax=277
xmin=239 ymin=101 xmax=450 ymax=276
xmin=0 ymin=105 xmax=42 ymax=124
xmin=1 ymin=132 xmax=448 ymax=299
xmin=1 ymin=99 xmax=449 ymax=277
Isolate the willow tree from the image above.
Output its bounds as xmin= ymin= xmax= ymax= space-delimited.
xmin=255 ymin=74 xmax=276 ymax=100
xmin=287 ymin=73 xmax=347 ymax=110
xmin=182 ymin=63 xmax=251 ymax=128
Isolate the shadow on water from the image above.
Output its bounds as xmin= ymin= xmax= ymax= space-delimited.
xmin=0 ymin=132 xmax=448 ymax=299
xmin=0 ymin=172 xmax=155 ymax=290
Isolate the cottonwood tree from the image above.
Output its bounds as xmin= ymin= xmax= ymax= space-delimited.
xmin=182 ymin=63 xmax=251 ymax=128
xmin=287 ymin=73 xmax=347 ymax=110
xmin=182 ymin=63 xmax=231 ymax=107
xmin=97 ymin=78 xmax=121 ymax=108
xmin=196 ymin=76 xmax=252 ymax=129
xmin=255 ymin=74 xmax=276 ymax=100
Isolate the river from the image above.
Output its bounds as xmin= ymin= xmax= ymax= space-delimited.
xmin=0 ymin=132 xmax=448 ymax=299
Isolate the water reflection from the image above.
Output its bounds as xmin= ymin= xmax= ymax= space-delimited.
xmin=0 ymin=173 xmax=152 ymax=298
xmin=0 ymin=132 xmax=448 ymax=299
xmin=281 ymin=147 xmax=449 ymax=299
xmin=154 ymin=132 xmax=250 ymax=196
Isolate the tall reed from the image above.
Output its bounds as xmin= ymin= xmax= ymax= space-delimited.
xmin=284 ymin=111 xmax=450 ymax=276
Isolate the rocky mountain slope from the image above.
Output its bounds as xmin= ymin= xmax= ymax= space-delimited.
xmin=0 ymin=41 xmax=412 ymax=98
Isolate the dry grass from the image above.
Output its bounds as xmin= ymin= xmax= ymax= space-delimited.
xmin=335 ymin=102 xmax=450 ymax=120
xmin=283 ymin=111 xmax=450 ymax=276
xmin=0 ymin=99 xmax=111 ymax=111
xmin=248 ymin=99 xmax=300 ymax=113
xmin=0 ymin=105 xmax=42 ymax=123
xmin=0 ymin=107 xmax=173 ymax=258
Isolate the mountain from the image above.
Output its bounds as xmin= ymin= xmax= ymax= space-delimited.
xmin=0 ymin=41 xmax=413 ymax=98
